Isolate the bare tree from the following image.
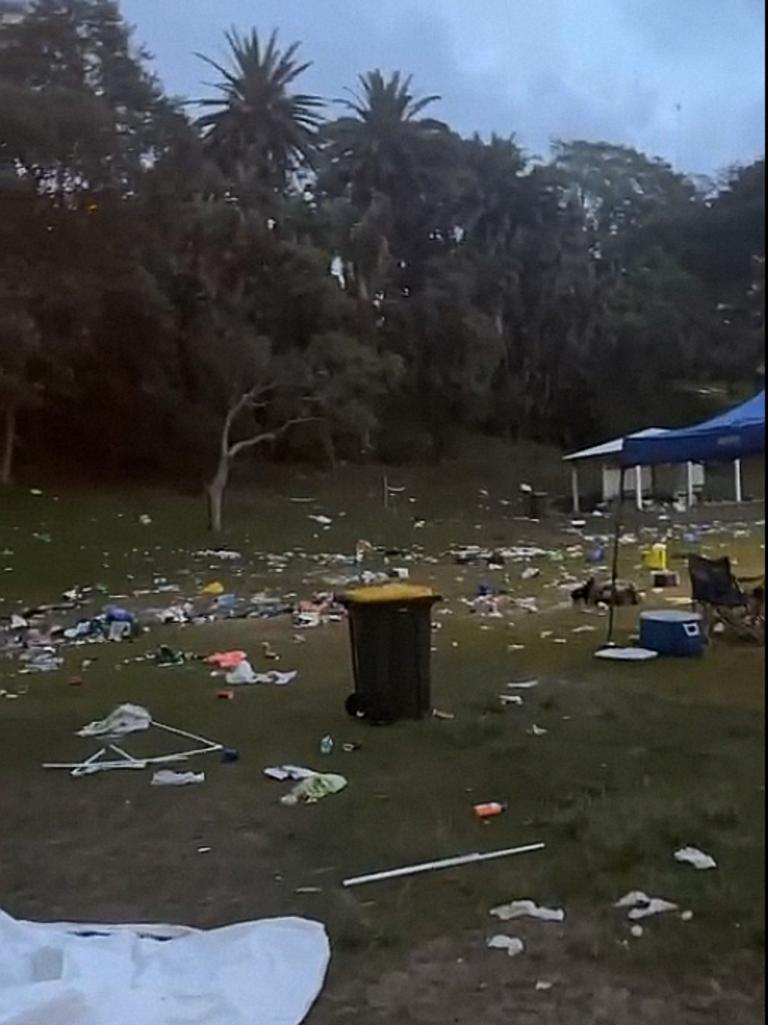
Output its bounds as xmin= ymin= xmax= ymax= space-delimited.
xmin=207 ymin=383 xmax=316 ymax=531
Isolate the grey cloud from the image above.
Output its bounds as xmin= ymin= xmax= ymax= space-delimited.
xmin=121 ymin=0 xmax=764 ymax=174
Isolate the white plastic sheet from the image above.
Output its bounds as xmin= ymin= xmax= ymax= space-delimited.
xmin=0 ymin=909 xmax=330 ymax=1025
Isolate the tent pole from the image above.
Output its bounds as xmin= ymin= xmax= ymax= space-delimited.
xmin=634 ymin=465 xmax=643 ymax=511
xmin=734 ymin=459 xmax=743 ymax=503
xmin=686 ymin=461 xmax=694 ymax=508
xmin=571 ymin=466 xmax=580 ymax=514
xmin=606 ymin=466 xmax=627 ymax=646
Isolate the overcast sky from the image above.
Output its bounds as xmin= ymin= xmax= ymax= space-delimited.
xmin=121 ymin=0 xmax=764 ymax=177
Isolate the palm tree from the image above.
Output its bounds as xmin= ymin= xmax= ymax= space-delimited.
xmin=322 ymin=71 xmax=452 ymax=300
xmin=196 ymin=29 xmax=323 ymax=188
xmin=324 ymin=70 xmax=449 ymax=209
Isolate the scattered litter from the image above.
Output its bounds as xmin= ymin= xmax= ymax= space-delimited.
xmin=674 ymin=846 xmax=717 ymax=870
xmin=0 ymin=908 xmax=331 ymax=1025
xmin=507 ymin=680 xmax=539 ymax=689
xmin=535 ymin=980 xmax=554 ymax=991
xmin=77 ymin=704 xmax=152 ymax=738
xmin=206 ymin=650 xmax=247 ymax=670
xmin=149 ymin=645 xmax=190 ymax=667
xmin=294 ymin=611 xmax=321 ymax=628
xmin=614 ymin=891 xmax=678 ymax=919
xmin=539 ymin=630 xmax=553 ymax=639
xmin=294 ymin=887 xmax=323 ymax=895
xmin=138 ymin=514 xmax=152 ymax=525
xmin=194 ymin=549 xmax=242 ymax=560
xmin=280 ymin=772 xmax=347 ymax=806
xmin=216 ymin=689 xmax=234 ymax=700
xmin=200 ymin=581 xmax=225 ymax=596
xmin=264 ymin=765 xmax=316 ymax=782
xmin=521 ymin=567 xmax=540 ymax=580
xmin=261 ymin=641 xmax=280 ymax=660
xmin=151 ymin=770 xmax=205 ymax=786
xmin=157 ymin=603 xmax=194 ymax=624
xmin=499 ymin=694 xmax=523 ymax=706
xmin=18 ymin=649 xmax=63 ymax=673
xmin=46 ymin=707 xmax=224 ymax=776
xmin=680 ymin=910 xmax=694 ymax=922
xmin=594 ymin=646 xmax=658 ymax=661
xmin=319 ymin=735 xmax=334 ymax=755
xmin=490 ymin=900 xmax=565 ymax=923
xmin=529 ymin=725 xmax=548 ymax=737
xmin=308 ymin=514 xmax=333 ymax=526
xmin=432 ymin=708 xmax=455 ymax=720
xmin=225 ymin=660 xmax=298 ymax=686
xmin=487 ymin=935 xmax=524 ymax=957
xmin=474 ymin=801 xmax=507 ymax=819
xmin=571 ymin=624 xmax=597 ymax=633
xmin=630 ymin=924 xmax=644 ymax=938
xmin=342 ymin=842 xmax=545 ymax=887
xmin=587 ymin=544 xmax=605 ymax=563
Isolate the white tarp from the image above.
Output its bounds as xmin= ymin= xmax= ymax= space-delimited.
xmin=0 ymin=909 xmax=330 ymax=1025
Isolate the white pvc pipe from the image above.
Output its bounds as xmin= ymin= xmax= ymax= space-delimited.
xmin=734 ymin=459 xmax=743 ymax=503
xmin=634 ymin=465 xmax=643 ymax=511
xmin=342 ymin=842 xmax=545 ymax=888
xmin=571 ymin=466 xmax=580 ymax=513
xmin=151 ymin=721 xmax=222 ymax=749
xmin=686 ymin=461 xmax=694 ymax=508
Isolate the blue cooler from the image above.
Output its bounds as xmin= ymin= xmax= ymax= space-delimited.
xmin=639 ymin=609 xmax=705 ymax=657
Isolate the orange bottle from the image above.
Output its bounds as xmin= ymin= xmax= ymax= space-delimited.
xmin=473 ymin=801 xmax=507 ymax=819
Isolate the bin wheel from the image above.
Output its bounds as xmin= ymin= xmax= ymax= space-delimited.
xmin=345 ymin=693 xmax=367 ymax=719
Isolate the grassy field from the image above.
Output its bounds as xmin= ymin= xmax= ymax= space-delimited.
xmin=0 ymin=450 xmax=764 ymax=1022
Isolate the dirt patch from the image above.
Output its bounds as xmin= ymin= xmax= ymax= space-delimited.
xmin=311 ymin=925 xmax=763 ymax=1024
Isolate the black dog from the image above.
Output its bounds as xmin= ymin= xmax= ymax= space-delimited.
xmin=571 ymin=577 xmax=640 ymax=607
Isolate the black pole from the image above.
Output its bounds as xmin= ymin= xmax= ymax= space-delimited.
xmin=606 ymin=465 xmax=628 ymax=645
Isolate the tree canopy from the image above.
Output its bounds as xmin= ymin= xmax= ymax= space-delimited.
xmin=0 ymin=0 xmax=763 ymax=488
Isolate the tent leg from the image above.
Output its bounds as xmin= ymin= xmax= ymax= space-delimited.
xmin=571 ymin=466 xmax=580 ymax=514
xmin=606 ymin=467 xmax=627 ymax=646
xmin=686 ymin=461 xmax=694 ymax=508
xmin=734 ymin=459 xmax=743 ymax=503
xmin=634 ymin=465 xmax=643 ymax=511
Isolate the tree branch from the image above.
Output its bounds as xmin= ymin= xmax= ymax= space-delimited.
xmin=220 ymin=382 xmax=275 ymax=457
xmin=227 ymin=416 xmax=319 ymax=461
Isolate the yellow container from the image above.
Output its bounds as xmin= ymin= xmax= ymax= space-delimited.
xmin=342 ymin=583 xmax=434 ymax=604
xmin=642 ymin=543 xmax=668 ymax=571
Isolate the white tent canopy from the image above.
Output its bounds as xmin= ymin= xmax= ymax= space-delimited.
xmin=563 ymin=428 xmax=710 ymax=512
xmin=563 ymin=428 xmax=668 ymax=463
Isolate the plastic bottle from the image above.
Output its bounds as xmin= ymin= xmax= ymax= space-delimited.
xmin=473 ymin=801 xmax=507 ymax=819
xmin=320 ymin=735 xmax=334 ymax=755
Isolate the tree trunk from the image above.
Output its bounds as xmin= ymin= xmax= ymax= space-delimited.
xmin=206 ymin=455 xmax=229 ymax=532
xmin=1 ymin=403 xmax=17 ymax=486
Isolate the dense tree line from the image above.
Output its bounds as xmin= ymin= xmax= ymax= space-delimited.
xmin=0 ymin=1 xmax=764 ymax=521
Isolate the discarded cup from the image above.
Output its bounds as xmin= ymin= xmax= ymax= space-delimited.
xmin=473 ymin=801 xmax=507 ymax=819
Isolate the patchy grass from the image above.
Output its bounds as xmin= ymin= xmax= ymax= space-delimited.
xmin=0 ymin=463 xmax=763 ymax=1008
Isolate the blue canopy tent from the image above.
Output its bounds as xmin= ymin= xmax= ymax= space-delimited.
xmin=603 ymin=391 xmax=765 ymax=645
xmin=621 ymin=390 xmax=765 ymax=467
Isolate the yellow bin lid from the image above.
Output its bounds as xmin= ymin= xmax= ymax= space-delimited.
xmin=342 ymin=583 xmax=436 ymax=604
